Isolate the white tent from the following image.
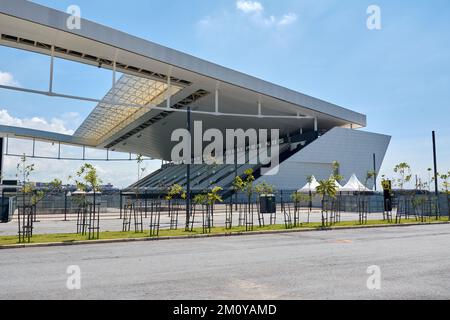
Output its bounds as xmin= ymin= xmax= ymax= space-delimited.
xmin=71 ymin=189 xmax=86 ymax=196
xmin=298 ymin=176 xmax=320 ymax=193
xmin=340 ymin=174 xmax=370 ymax=192
xmin=331 ymin=179 xmax=343 ymax=191
xmin=87 ymin=190 xmax=102 ymax=196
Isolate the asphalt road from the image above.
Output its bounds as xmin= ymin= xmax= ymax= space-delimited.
xmin=1 ymin=224 xmax=450 ymax=300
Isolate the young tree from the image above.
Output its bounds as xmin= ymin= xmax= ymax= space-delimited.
xmin=196 ymin=186 xmax=222 ymax=233
xmin=427 ymin=168 xmax=433 ymax=192
xmin=16 ymin=154 xmax=35 ymax=204
xmin=393 ymin=162 xmax=412 ymax=190
xmin=193 ymin=193 xmax=207 ymax=206
xmin=442 ymin=173 xmax=450 ymax=194
xmin=207 ymin=186 xmax=223 ymax=206
xmin=16 ymin=155 xmax=62 ymax=207
xmin=166 ymin=184 xmax=187 ymax=201
xmin=365 ymin=170 xmax=377 ymax=190
xmin=305 ymin=175 xmax=314 ymax=213
xmin=291 ymin=191 xmax=310 ymax=223
xmin=254 ymin=181 xmax=275 ymax=196
xmin=331 ymin=161 xmax=344 ymax=183
xmin=441 ymin=172 xmax=450 ymax=221
xmin=233 ymin=169 xmax=256 ymax=202
xmin=69 ymin=163 xmax=102 ymax=207
xmin=291 ymin=192 xmax=309 ymax=205
xmin=135 ymin=154 xmax=146 ymax=196
xmin=233 ymin=169 xmax=256 ymax=226
xmin=316 ymin=179 xmax=338 ymax=228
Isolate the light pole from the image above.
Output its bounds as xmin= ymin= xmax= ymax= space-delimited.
xmin=432 ymin=131 xmax=439 ymax=196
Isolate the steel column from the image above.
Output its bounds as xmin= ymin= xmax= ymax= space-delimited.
xmin=0 ymin=138 xmax=4 ymax=183
xmin=215 ymin=89 xmax=219 ymax=113
xmin=373 ymin=153 xmax=377 ymax=191
xmin=432 ymin=131 xmax=439 ymax=196
xmin=49 ymin=46 xmax=55 ymax=93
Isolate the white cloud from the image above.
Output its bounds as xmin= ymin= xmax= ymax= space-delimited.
xmin=0 ymin=109 xmax=75 ymax=135
xmin=278 ymin=13 xmax=298 ymax=26
xmin=233 ymin=1 xmax=297 ymax=28
xmin=236 ymin=1 xmax=264 ymax=14
xmin=0 ymin=109 xmax=159 ymax=187
xmin=0 ymin=71 xmax=19 ymax=86
xmin=198 ymin=16 xmax=212 ymax=28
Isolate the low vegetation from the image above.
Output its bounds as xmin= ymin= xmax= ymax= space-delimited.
xmin=1 ymin=217 xmax=448 ymax=247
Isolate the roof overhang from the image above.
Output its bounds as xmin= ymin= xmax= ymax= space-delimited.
xmin=0 ymin=125 xmax=93 ymax=147
xmin=0 ymin=0 xmax=367 ymax=160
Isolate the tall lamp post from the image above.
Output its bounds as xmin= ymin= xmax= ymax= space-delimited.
xmin=432 ymin=131 xmax=439 ymax=196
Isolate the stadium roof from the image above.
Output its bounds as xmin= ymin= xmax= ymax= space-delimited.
xmin=0 ymin=0 xmax=367 ymax=160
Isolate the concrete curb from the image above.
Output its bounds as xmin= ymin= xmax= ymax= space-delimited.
xmin=1 ymin=221 xmax=449 ymax=250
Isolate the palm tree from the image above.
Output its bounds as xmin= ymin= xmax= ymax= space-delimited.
xmin=316 ymin=179 xmax=338 ymax=227
xmin=332 ymin=161 xmax=344 ymax=183
xmin=205 ymin=186 xmax=223 ymax=231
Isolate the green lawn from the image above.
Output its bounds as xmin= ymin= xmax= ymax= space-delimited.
xmin=0 ymin=217 xmax=448 ymax=247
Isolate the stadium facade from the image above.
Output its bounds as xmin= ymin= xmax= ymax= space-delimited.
xmin=0 ymin=0 xmax=390 ymax=193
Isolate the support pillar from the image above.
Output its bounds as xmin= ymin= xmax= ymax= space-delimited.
xmin=49 ymin=46 xmax=54 ymax=94
xmin=373 ymin=153 xmax=377 ymax=191
xmin=64 ymin=189 xmax=68 ymax=221
xmin=166 ymin=70 xmax=172 ymax=108
xmin=112 ymin=60 xmax=117 ymax=102
xmin=215 ymin=89 xmax=219 ymax=114
xmin=314 ymin=117 xmax=318 ymax=138
xmin=234 ymin=144 xmax=238 ymax=210
xmin=0 ymin=137 xmax=4 ymax=183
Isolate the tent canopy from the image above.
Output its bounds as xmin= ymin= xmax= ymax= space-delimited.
xmin=340 ymin=174 xmax=370 ymax=192
xmin=331 ymin=179 xmax=343 ymax=191
xmin=298 ymin=176 xmax=320 ymax=193
xmin=298 ymin=176 xmax=345 ymax=193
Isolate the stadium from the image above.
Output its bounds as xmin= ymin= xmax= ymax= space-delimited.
xmin=2 ymin=0 xmax=450 ymax=303
xmin=0 ymin=0 xmax=390 ymax=194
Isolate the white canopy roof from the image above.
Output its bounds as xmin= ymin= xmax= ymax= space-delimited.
xmin=0 ymin=1 xmax=366 ymax=161
xmin=340 ymin=174 xmax=370 ymax=192
xmin=298 ymin=176 xmax=320 ymax=193
xmin=71 ymin=189 xmax=86 ymax=195
xmin=331 ymin=179 xmax=343 ymax=191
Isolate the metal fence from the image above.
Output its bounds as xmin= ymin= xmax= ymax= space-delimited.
xmin=8 ymin=190 xmax=450 ymax=218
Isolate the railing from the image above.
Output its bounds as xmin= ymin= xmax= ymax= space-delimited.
xmin=6 ymin=190 xmax=449 ymax=220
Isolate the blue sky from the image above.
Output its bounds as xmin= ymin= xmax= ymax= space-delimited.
xmin=0 ymin=0 xmax=449 ymax=188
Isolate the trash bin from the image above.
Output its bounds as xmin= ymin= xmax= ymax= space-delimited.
xmin=259 ymin=194 xmax=276 ymax=214
xmin=0 ymin=197 xmax=11 ymax=223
